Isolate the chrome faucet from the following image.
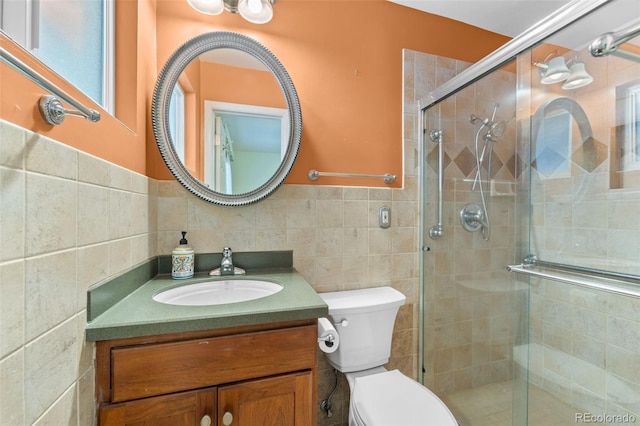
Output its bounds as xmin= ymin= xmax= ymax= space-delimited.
xmin=210 ymin=247 xmax=245 ymax=276
xmin=220 ymin=247 xmax=234 ymax=276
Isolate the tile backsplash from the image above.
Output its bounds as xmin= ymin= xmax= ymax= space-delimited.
xmin=0 ymin=119 xmax=157 ymax=425
xmin=156 ymin=179 xmax=420 ymax=426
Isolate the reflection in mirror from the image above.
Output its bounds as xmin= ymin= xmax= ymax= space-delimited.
xmin=531 ymin=96 xmax=594 ymax=178
xmin=534 ymin=110 xmax=571 ymax=177
xmin=152 ymin=32 xmax=302 ymax=206
xmin=203 ymin=101 xmax=288 ymax=194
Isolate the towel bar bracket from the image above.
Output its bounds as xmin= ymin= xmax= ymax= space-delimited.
xmin=39 ymin=95 xmax=100 ymax=125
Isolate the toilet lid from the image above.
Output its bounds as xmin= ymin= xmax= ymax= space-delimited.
xmin=351 ymin=370 xmax=457 ymax=426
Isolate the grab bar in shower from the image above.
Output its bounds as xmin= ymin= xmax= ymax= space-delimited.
xmin=589 ymin=20 xmax=640 ymax=62
xmin=0 ymin=46 xmax=101 ymax=125
xmin=307 ymin=169 xmax=397 ymax=184
xmin=428 ymin=129 xmax=444 ymax=239
xmin=507 ymin=256 xmax=640 ymax=299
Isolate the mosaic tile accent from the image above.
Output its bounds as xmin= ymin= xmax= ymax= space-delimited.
xmin=427 ymin=146 xmax=452 ymax=173
xmin=430 ymin=145 xmax=514 ymax=181
xmin=454 ymin=147 xmax=477 ymax=177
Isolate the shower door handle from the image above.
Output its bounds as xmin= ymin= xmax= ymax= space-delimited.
xmin=428 ymin=129 xmax=444 ymax=239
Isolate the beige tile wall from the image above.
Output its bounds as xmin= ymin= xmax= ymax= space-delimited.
xmin=0 ymin=119 xmax=157 ymax=425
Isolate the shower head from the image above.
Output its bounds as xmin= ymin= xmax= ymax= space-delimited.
xmin=469 ymin=103 xmax=500 ymax=127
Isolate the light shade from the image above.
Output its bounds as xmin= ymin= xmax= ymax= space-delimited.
xmin=238 ymin=0 xmax=273 ymax=24
xmin=187 ymin=0 xmax=224 ymax=15
xmin=562 ymin=62 xmax=593 ymax=90
xmin=540 ymin=56 xmax=571 ymax=84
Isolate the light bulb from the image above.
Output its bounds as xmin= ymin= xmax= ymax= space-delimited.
xmin=540 ymin=56 xmax=571 ymax=84
xmin=238 ymin=0 xmax=273 ymax=23
xmin=247 ymin=0 xmax=262 ymax=14
xmin=187 ymin=0 xmax=224 ymax=15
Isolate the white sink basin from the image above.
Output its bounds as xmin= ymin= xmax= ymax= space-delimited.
xmin=153 ymin=279 xmax=283 ymax=306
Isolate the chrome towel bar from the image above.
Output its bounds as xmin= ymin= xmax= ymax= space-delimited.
xmin=507 ymin=258 xmax=640 ymax=299
xmin=308 ymin=169 xmax=396 ymax=184
xmin=0 ymin=46 xmax=101 ymax=125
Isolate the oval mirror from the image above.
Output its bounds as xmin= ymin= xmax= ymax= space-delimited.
xmin=152 ymin=31 xmax=302 ymax=206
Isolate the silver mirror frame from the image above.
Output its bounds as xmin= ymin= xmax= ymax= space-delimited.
xmin=152 ymin=31 xmax=302 ymax=206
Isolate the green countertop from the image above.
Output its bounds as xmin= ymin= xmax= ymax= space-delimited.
xmin=85 ymin=268 xmax=328 ymax=342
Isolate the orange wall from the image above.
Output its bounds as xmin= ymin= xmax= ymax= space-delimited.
xmin=201 ymin=62 xmax=284 ymax=108
xmin=1 ymin=0 xmax=509 ymax=186
xmin=154 ymin=0 xmax=510 ymax=187
xmin=0 ymin=0 xmax=157 ymax=176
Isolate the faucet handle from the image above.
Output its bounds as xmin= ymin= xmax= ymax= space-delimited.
xmin=222 ymin=247 xmax=232 ymax=257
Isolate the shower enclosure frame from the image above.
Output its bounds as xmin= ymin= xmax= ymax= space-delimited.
xmin=416 ymin=0 xmax=612 ymax=111
xmin=418 ymin=0 xmax=617 ymax=389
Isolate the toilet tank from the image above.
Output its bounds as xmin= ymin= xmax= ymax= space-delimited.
xmin=319 ymin=287 xmax=406 ymax=373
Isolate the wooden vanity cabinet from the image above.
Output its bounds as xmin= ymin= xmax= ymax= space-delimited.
xmin=95 ymin=319 xmax=318 ymax=426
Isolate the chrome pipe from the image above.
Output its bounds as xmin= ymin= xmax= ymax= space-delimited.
xmin=418 ymin=0 xmax=612 ymax=110
xmin=0 ymin=46 xmax=101 ymax=124
xmin=589 ymin=20 xmax=640 ymax=62
xmin=428 ymin=129 xmax=444 ymax=239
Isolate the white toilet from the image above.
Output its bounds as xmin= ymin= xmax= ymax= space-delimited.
xmin=319 ymin=287 xmax=457 ymax=426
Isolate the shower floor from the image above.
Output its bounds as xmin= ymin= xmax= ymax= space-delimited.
xmin=441 ymin=380 xmax=577 ymax=426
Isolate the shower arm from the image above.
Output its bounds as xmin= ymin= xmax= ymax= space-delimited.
xmin=428 ymin=129 xmax=444 ymax=239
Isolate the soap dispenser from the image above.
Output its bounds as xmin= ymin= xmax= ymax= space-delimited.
xmin=172 ymin=231 xmax=194 ymax=279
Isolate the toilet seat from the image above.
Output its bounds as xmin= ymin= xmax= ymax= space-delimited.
xmin=350 ymin=370 xmax=457 ymax=426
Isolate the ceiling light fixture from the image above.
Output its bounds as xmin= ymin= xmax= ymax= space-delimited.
xmin=187 ymin=0 xmax=276 ymax=24
xmin=534 ymin=55 xmax=571 ymax=84
xmin=532 ymin=52 xmax=593 ymax=89
xmin=561 ymin=61 xmax=593 ymax=90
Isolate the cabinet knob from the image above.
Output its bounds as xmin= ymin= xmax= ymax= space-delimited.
xmin=222 ymin=411 xmax=234 ymax=425
xmin=200 ymin=414 xmax=212 ymax=426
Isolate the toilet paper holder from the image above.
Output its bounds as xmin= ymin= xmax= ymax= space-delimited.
xmin=318 ymin=334 xmax=336 ymax=347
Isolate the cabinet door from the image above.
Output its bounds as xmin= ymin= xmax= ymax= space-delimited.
xmin=99 ymin=387 xmax=216 ymax=426
xmin=218 ymin=371 xmax=313 ymax=426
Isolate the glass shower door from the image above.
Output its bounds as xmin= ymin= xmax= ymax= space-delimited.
xmin=510 ymin=7 xmax=640 ymax=423
xmin=418 ymin=57 xmax=528 ymax=426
